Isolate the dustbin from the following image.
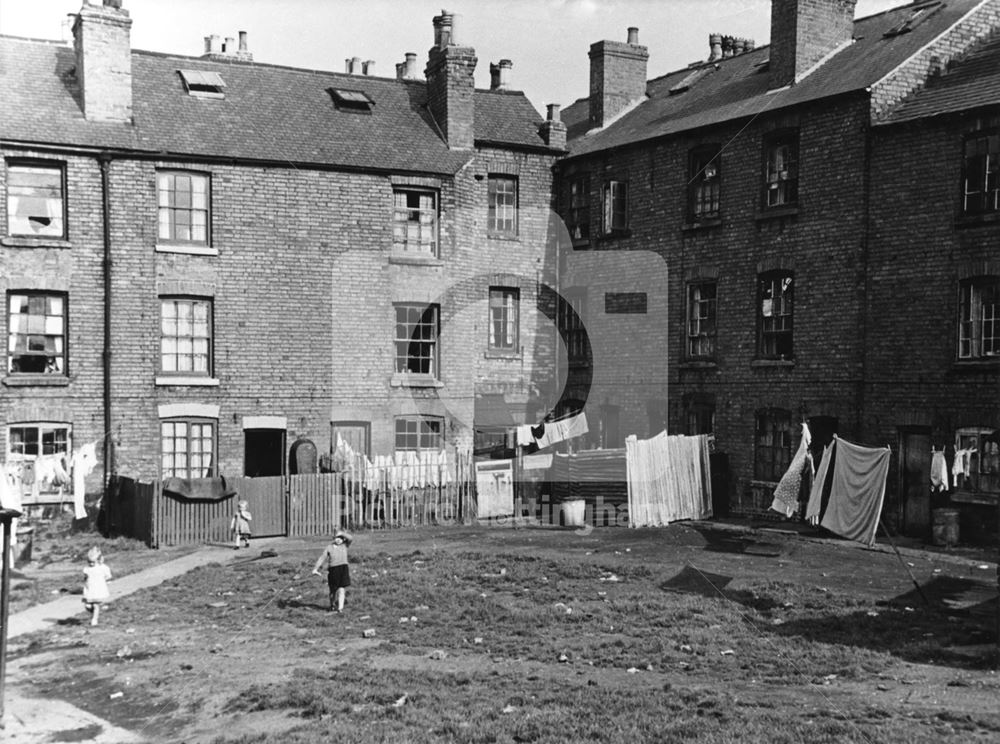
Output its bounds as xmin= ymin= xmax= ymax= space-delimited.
xmin=14 ymin=524 xmax=34 ymax=565
xmin=562 ymin=499 xmax=586 ymax=527
xmin=931 ymin=508 xmax=959 ymax=547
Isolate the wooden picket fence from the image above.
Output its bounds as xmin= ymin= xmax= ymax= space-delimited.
xmin=105 ymin=452 xmax=476 ymax=547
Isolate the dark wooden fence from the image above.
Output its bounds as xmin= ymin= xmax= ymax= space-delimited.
xmin=105 ymin=455 xmax=476 ymax=547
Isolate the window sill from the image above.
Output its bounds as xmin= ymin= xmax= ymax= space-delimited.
xmin=598 ymin=229 xmax=631 ymax=241
xmin=390 ymin=373 xmax=443 ymax=389
xmin=389 ymin=253 xmax=443 ymax=267
xmin=950 ymin=360 xmax=1000 ymax=373
xmin=751 ymin=358 xmax=795 ymax=369
xmin=571 ymin=238 xmax=591 ymax=250
xmin=487 ymin=232 xmax=520 ymax=241
xmin=155 ymin=244 xmax=219 ymax=257
xmin=950 ymin=490 xmax=998 ymax=506
xmin=155 ymin=376 xmax=221 ymax=387
xmin=682 ymin=218 xmax=722 ymax=232
xmin=678 ymin=360 xmax=718 ymax=370
xmin=749 ymin=479 xmax=779 ymax=489
xmin=955 ymin=212 xmax=1000 ymax=229
xmin=485 ymin=350 xmax=521 ymax=360
xmin=1 ymin=237 xmax=72 ymax=249
xmin=2 ymin=375 xmax=71 ymax=387
xmin=755 ymin=206 xmax=799 ymax=221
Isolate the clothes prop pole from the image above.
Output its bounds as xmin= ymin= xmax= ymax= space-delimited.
xmin=0 ymin=509 xmax=21 ymax=725
xmin=878 ymin=518 xmax=929 ymax=606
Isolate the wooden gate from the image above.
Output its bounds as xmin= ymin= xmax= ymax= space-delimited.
xmin=228 ymin=476 xmax=287 ymax=537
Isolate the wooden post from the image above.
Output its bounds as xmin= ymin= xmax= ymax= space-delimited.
xmin=0 ymin=508 xmax=23 ymax=725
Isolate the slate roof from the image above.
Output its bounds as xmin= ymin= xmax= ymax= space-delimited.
xmin=565 ymin=0 xmax=984 ymax=159
xmin=880 ymin=33 xmax=1000 ymax=123
xmin=0 ymin=36 xmax=551 ymax=176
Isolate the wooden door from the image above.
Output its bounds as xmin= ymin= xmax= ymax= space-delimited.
xmin=899 ymin=429 xmax=931 ymax=537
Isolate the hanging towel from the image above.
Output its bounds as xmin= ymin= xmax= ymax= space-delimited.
xmin=536 ymin=412 xmax=589 ymax=450
xmin=72 ymin=443 xmax=98 ymax=519
xmin=930 ymin=450 xmax=949 ymax=492
xmin=805 ymin=442 xmax=834 ymax=525
xmin=516 ymin=425 xmax=535 ymax=447
xmin=770 ymin=423 xmax=812 ymax=517
xmin=820 ymin=437 xmax=891 ymax=547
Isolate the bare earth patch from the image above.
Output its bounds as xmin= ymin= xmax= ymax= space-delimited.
xmin=6 ymin=524 xmax=998 ymax=743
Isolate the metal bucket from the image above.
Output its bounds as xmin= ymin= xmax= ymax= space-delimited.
xmin=931 ymin=508 xmax=959 ymax=547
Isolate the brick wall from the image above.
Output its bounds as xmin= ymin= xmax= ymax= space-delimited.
xmin=557 ymin=95 xmax=872 ymax=514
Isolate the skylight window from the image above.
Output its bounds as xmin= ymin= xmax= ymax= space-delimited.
xmin=328 ymin=88 xmax=374 ymax=112
xmin=179 ymin=69 xmax=226 ymax=99
xmin=884 ymin=2 xmax=942 ymax=38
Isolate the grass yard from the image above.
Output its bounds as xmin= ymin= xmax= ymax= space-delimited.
xmin=6 ymin=524 xmax=1000 ymax=743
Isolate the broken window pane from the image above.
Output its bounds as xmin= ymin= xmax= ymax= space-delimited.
xmin=7 ymin=164 xmax=65 ymax=237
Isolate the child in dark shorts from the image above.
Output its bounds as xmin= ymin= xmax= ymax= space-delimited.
xmin=311 ymin=529 xmax=353 ymax=612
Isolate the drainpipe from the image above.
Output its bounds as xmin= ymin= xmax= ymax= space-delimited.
xmin=99 ymin=152 xmax=114 ymax=494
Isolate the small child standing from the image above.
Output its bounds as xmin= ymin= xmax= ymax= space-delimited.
xmin=230 ymin=499 xmax=252 ymax=549
xmin=82 ymin=546 xmax=112 ymax=626
xmin=311 ymin=529 xmax=353 ymax=613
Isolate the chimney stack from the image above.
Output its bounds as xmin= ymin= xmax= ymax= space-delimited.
xmin=425 ymin=10 xmax=477 ymax=149
xmin=588 ymin=27 xmax=648 ymax=129
xmin=73 ymin=0 xmax=133 ymax=122
xmin=540 ymin=103 xmax=566 ymax=149
xmin=769 ymin=0 xmax=857 ymax=89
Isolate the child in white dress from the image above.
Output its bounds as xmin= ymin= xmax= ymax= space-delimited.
xmin=82 ymin=546 xmax=112 ymax=626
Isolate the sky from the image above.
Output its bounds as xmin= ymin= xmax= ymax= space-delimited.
xmin=0 ymin=0 xmax=907 ymax=113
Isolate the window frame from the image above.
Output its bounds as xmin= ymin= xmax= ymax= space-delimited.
xmin=686 ymin=280 xmax=717 ymax=359
xmin=754 ymin=408 xmax=793 ymax=483
xmin=7 ymin=290 xmax=69 ymax=376
xmin=687 ymin=145 xmax=722 ymax=223
xmin=958 ymin=276 xmax=1000 ymax=360
xmin=156 ymin=170 xmax=211 ymax=246
xmin=567 ymin=175 xmax=591 ymax=243
xmin=954 ymin=427 xmax=999 ymax=496
xmin=762 ymin=130 xmax=799 ymax=209
xmin=159 ymin=296 xmax=214 ymax=377
xmin=487 ymin=175 xmax=518 ymax=237
xmin=602 ymin=179 xmax=628 ymax=235
xmin=7 ymin=422 xmax=73 ymax=499
xmin=6 ymin=159 xmax=67 ymax=239
xmin=757 ymin=271 xmax=794 ymax=360
xmin=392 ymin=187 xmax=439 ymax=257
xmin=394 ymin=415 xmax=444 ymax=453
xmin=488 ymin=287 xmax=520 ymax=353
xmin=961 ymin=130 xmax=1000 ymax=217
xmin=394 ymin=303 xmax=440 ymax=378
xmin=161 ymin=417 xmax=217 ymax=479
xmin=558 ymin=289 xmax=588 ymax=367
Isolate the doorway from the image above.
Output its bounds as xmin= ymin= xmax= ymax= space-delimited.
xmin=244 ymin=429 xmax=286 ymax=477
xmin=898 ymin=428 xmax=931 ymax=537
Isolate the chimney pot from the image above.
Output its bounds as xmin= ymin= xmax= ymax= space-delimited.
xmin=745 ymin=38 xmax=755 ymax=52
xmin=209 ymin=34 xmax=222 ymax=54
xmin=204 ymin=36 xmax=213 ymax=55
xmin=433 ymin=10 xmax=454 ymax=49
xmin=627 ymin=27 xmax=639 ymax=45
xmin=546 ymin=103 xmax=561 ymax=122
xmin=103 ymin=0 xmax=123 ymax=8
xmin=224 ymin=36 xmax=235 ymax=54
xmin=709 ymin=33 xmax=723 ymax=62
xmin=449 ymin=13 xmax=463 ymax=46
xmin=238 ymin=30 xmax=248 ymax=52
xmin=363 ymin=59 xmax=375 ymax=75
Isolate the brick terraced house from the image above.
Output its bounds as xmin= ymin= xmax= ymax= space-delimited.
xmin=0 ymin=0 xmax=566 ymax=506
xmin=556 ymin=0 xmax=1000 ymax=537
